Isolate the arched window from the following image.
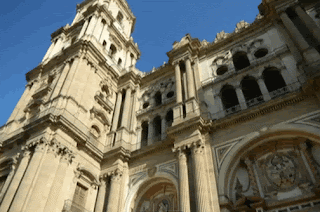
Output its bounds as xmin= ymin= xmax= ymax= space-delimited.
xmin=109 ymin=44 xmax=117 ymax=58
xmin=90 ymin=125 xmax=100 ymax=137
xmin=154 ymin=91 xmax=162 ymax=106
xmin=233 ymin=51 xmax=250 ymax=71
xmin=116 ymin=12 xmax=124 ymax=25
xmin=263 ymin=67 xmax=288 ymax=98
xmin=102 ymin=40 xmax=107 ymax=47
xmin=118 ymin=58 xmax=122 ymax=66
xmin=153 ymin=116 xmax=162 ymax=142
xmin=221 ymin=85 xmax=240 ymax=114
xmin=141 ymin=121 xmax=148 ymax=147
xmin=241 ymin=76 xmax=263 ymax=107
xmin=166 ymin=109 xmax=173 ymax=127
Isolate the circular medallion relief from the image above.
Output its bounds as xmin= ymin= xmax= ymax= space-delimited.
xmin=264 ymin=154 xmax=296 ymax=190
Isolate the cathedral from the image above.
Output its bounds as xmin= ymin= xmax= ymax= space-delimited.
xmin=1 ymin=0 xmax=320 ymax=211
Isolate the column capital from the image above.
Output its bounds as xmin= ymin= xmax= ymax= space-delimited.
xmin=191 ymin=142 xmax=205 ymax=155
xmin=47 ymin=138 xmax=61 ymax=156
xmin=60 ymin=147 xmax=75 ymax=164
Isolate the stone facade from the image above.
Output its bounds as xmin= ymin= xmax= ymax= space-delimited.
xmin=1 ymin=0 xmax=320 ymax=212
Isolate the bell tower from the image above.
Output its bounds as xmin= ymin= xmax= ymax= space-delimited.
xmin=0 ymin=1 xmax=141 ymax=211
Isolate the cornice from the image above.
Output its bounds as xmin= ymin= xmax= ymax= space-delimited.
xmin=203 ymin=91 xmax=311 ymax=132
xmin=140 ymin=65 xmax=174 ymax=88
xmin=167 ymin=115 xmax=205 ymax=137
xmin=200 ymin=19 xmax=273 ymax=60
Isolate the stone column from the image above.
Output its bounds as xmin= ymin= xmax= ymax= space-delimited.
xmin=24 ymin=140 xmax=61 ymax=212
xmin=92 ymin=16 xmax=103 ymax=40
xmin=214 ymin=94 xmax=225 ymax=118
xmin=43 ymin=148 xmax=74 ymax=212
xmin=295 ymin=6 xmax=320 ymax=44
xmin=148 ymin=120 xmax=153 ymax=145
xmin=42 ymin=42 xmax=56 ymax=62
xmin=129 ymin=91 xmax=137 ymax=131
xmin=94 ymin=176 xmax=107 ymax=212
xmin=60 ymin=56 xmax=81 ymax=96
xmin=49 ymin=61 xmax=71 ymax=100
xmin=0 ymin=161 xmax=17 ymax=202
xmin=279 ymin=12 xmax=310 ymax=51
xmin=235 ymin=86 xmax=247 ymax=110
xmin=185 ymin=58 xmax=196 ymax=99
xmin=257 ymin=77 xmax=271 ymax=101
xmin=86 ymin=15 xmax=98 ymax=36
xmin=244 ymin=158 xmax=260 ymax=197
xmin=274 ymin=21 xmax=303 ymax=64
xmin=9 ymin=140 xmax=48 ymax=212
xmin=106 ymin=171 xmax=122 ymax=212
xmin=174 ymin=63 xmax=183 ymax=103
xmin=78 ymin=19 xmax=89 ymax=39
xmin=191 ymin=144 xmax=210 ymax=212
xmin=161 ymin=116 xmax=166 ymax=140
xmin=111 ymin=92 xmax=123 ymax=132
xmin=280 ymin=69 xmax=294 ymax=91
xmin=125 ymin=51 xmax=131 ymax=68
xmin=50 ymin=37 xmax=64 ymax=57
xmin=299 ymin=143 xmax=319 ymax=184
xmin=178 ymin=149 xmax=191 ymax=212
xmin=0 ymin=150 xmax=31 ymax=211
xmin=121 ymin=88 xmax=132 ymax=129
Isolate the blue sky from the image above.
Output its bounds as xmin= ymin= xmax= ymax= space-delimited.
xmin=0 ymin=0 xmax=260 ymax=126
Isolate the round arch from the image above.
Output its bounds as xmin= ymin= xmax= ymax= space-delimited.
xmin=124 ymin=172 xmax=179 ymax=212
xmin=217 ymin=122 xmax=320 ymax=198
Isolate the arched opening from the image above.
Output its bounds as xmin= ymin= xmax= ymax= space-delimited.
xmin=166 ymin=109 xmax=173 ymax=128
xmin=233 ymin=51 xmax=250 ymax=71
xmin=102 ymin=40 xmax=107 ymax=47
xmin=166 ymin=91 xmax=174 ymax=99
xmin=220 ymin=85 xmax=240 ymax=114
xmin=286 ymin=7 xmax=320 ymax=53
xmin=179 ymin=61 xmax=187 ymax=102
xmin=154 ymin=91 xmax=162 ymax=106
xmin=262 ymin=67 xmax=287 ymax=98
xmin=241 ymin=76 xmax=263 ymax=107
xmin=130 ymin=178 xmax=178 ymax=212
xmin=130 ymin=53 xmax=134 ymax=66
xmin=109 ymin=44 xmax=117 ymax=58
xmin=142 ymin=102 xmax=149 ymax=109
xmin=141 ymin=121 xmax=149 ymax=147
xmin=118 ymin=58 xmax=122 ymax=66
xmin=153 ymin=116 xmax=162 ymax=142
xmin=90 ymin=125 xmax=100 ymax=138
xmin=254 ymin=48 xmax=268 ymax=58
xmin=221 ymin=133 xmax=320 ymax=212
xmin=216 ymin=65 xmax=228 ymax=76
xmin=116 ymin=12 xmax=124 ymax=25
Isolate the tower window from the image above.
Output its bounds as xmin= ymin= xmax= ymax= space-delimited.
xmin=233 ymin=51 xmax=250 ymax=71
xmin=118 ymin=58 xmax=122 ymax=66
xmin=254 ymin=48 xmax=268 ymax=58
xmin=154 ymin=91 xmax=162 ymax=106
xmin=109 ymin=44 xmax=117 ymax=58
xmin=117 ymin=12 xmax=124 ymax=25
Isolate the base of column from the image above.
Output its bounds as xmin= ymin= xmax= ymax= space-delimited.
xmin=173 ymin=103 xmax=183 ymax=126
xmin=185 ymin=98 xmax=200 ymax=118
xmin=115 ymin=127 xmax=130 ymax=148
xmin=302 ymin=47 xmax=320 ymax=64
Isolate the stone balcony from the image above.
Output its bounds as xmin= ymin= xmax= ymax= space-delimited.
xmin=62 ymin=200 xmax=91 ymax=212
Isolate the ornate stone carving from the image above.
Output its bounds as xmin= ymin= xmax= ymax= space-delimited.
xmin=235 ymin=20 xmax=250 ymax=33
xmin=214 ymin=31 xmax=229 ymax=43
xmin=244 ymin=158 xmax=260 ymax=196
xmin=264 ymin=154 xmax=296 ymax=190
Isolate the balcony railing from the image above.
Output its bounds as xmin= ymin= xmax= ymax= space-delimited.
xmin=62 ymin=200 xmax=91 ymax=212
xmin=203 ymin=82 xmax=300 ymax=121
xmin=269 ymin=86 xmax=290 ymax=99
xmin=225 ymin=104 xmax=241 ymax=115
xmin=246 ymin=95 xmax=264 ymax=107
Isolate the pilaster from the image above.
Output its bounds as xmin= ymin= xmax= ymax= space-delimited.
xmin=0 ymin=151 xmax=30 ymax=211
xmin=191 ymin=143 xmax=210 ymax=212
xmin=94 ymin=176 xmax=108 ymax=212
xmin=177 ymin=148 xmax=191 ymax=212
xmin=9 ymin=138 xmax=48 ymax=212
xmin=106 ymin=169 xmax=123 ymax=212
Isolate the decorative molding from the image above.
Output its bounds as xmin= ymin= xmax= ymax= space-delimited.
xmin=213 ymin=138 xmax=242 ymax=171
